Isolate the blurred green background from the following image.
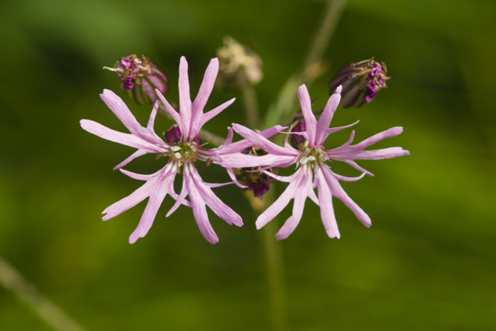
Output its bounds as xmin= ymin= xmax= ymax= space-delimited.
xmin=1 ymin=0 xmax=496 ymax=330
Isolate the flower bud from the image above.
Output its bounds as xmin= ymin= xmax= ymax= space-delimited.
xmin=235 ymin=146 xmax=277 ymax=199
xmin=104 ymin=54 xmax=168 ymax=105
xmin=163 ymin=125 xmax=200 ymax=145
xmin=290 ymin=121 xmax=307 ymax=150
xmin=216 ymin=36 xmax=263 ymax=88
xmin=329 ymin=58 xmax=389 ymax=108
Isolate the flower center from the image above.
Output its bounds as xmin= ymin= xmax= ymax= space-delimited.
xmin=169 ymin=141 xmax=199 ymax=162
xmin=299 ymin=143 xmax=327 ymax=168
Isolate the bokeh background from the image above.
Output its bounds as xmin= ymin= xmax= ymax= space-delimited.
xmin=1 ymin=0 xmax=496 ymax=330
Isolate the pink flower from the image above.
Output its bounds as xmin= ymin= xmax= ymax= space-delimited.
xmin=231 ymin=84 xmax=409 ymax=240
xmin=81 ymin=56 xmax=263 ymax=244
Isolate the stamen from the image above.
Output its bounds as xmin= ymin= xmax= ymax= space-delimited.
xmin=103 ymin=66 xmax=124 ymax=73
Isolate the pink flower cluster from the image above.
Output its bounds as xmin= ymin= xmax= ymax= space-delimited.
xmin=81 ymin=56 xmax=409 ymax=244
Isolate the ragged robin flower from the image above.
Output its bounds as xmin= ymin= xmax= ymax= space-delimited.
xmin=227 ymin=85 xmax=409 ymax=240
xmin=329 ymin=58 xmax=389 ymax=108
xmin=81 ymin=56 xmax=284 ymax=244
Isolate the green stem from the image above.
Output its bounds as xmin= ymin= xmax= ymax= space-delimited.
xmin=245 ymin=190 xmax=286 ymax=331
xmin=240 ymin=84 xmax=261 ymax=129
xmin=0 ymin=256 xmax=87 ymax=331
xmin=262 ymin=0 xmax=348 ymax=129
xmin=300 ymin=0 xmax=348 ymax=80
xmin=260 ymin=206 xmax=286 ymax=331
xmin=239 ymin=77 xmax=286 ymax=330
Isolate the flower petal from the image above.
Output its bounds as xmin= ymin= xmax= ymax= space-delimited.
xmin=353 ymin=127 xmax=404 ymax=150
xmin=129 ymin=174 xmax=173 ymax=244
xmin=147 ymin=101 xmax=160 ymax=131
xmin=218 ymin=153 xmax=296 ymax=169
xmin=232 ymin=124 xmax=298 ymax=156
xmin=322 ymin=166 xmax=371 ymax=227
xmin=199 ymin=98 xmax=236 ymax=130
xmin=314 ymin=166 xmax=340 ymax=238
xmin=256 ymin=168 xmax=305 ymax=229
xmin=184 ymin=166 xmax=219 ymax=244
xmin=217 ymin=125 xmax=287 ymax=155
xmin=191 ymin=58 xmax=219 ymax=134
xmin=102 ymin=180 xmax=155 ymax=221
xmin=99 ymin=89 xmax=142 ymax=137
xmin=322 ymin=121 xmax=359 ymax=142
xmin=275 ymin=169 xmax=312 ymax=240
xmin=155 ymin=89 xmax=185 ymax=134
xmin=315 ymin=86 xmax=342 ymax=146
xmin=80 ymin=120 xmax=164 ymax=153
xmin=113 ymin=149 xmax=148 ymax=170
xmin=338 ymin=147 xmax=410 ymax=160
xmin=178 ymin=56 xmax=192 ymax=138
xmin=225 ymin=167 xmax=248 ymax=188
xmin=330 ymin=171 xmax=366 ymax=182
xmin=166 ymin=173 xmax=189 ymax=218
xmin=297 ymin=85 xmax=317 ymax=145
xmin=191 ymin=168 xmax=243 ymax=227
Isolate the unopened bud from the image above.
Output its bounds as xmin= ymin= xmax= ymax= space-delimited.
xmin=216 ymin=36 xmax=263 ymax=88
xmin=104 ymin=54 xmax=168 ymax=105
xmin=329 ymin=58 xmax=389 ymax=108
xmin=163 ymin=125 xmax=200 ymax=145
xmin=235 ymin=146 xmax=277 ymax=199
xmin=290 ymin=121 xmax=307 ymax=150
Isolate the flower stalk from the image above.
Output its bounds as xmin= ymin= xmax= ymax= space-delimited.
xmin=0 ymin=256 xmax=86 ymax=331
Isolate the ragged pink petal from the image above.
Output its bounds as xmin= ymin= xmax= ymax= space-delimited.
xmin=336 ymin=147 xmax=410 ymax=161
xmin=184 ymin=165 xmax=219 ymax=244
xmin=198 ymin=98 xmax=236 ymax=133
xmin=99 ymin=90 xmax=165 ymax=147
xmin=353 ymin=127 xmax=404 ymax=150
xmin=262 ymin=170 xmax=299 ymax=183
xmin=166 ymin=172 xmax=189 ymax=217
xmin=147 ymin=101 xmax=160 ymax=131
xmin=225 ymin=167 xmax=248 ymax=188
xmin=113 ymin=150 xmax=148 ymax=170
xmin=314 ymin=166 xmax=340 ymax=238
xmin=178 ymin=56 xmax=192 ymax=138
xmin=155 ymin=89 xmax=187 ymax=138
xmin=232 ymin=124 xmax=298 ymax=156
xmin=321 ymin=165 xmax=371 ymax=227
xmin=100 ymin=89 xmax=142 ymax=137
xmin=218 ymin=153 xmax=296 ymax=169
xmin=102 ymin=165 xmax=177 ymax=222
xmin=119 ymin=168 xmax=157 ymax=181
xmin=129 ymin=175 xmax=172 ymax=244
xmin=343 ymin=160 xmax=374 ymax=177
xmin=216 ymin=125 xmax=287 ymax=155
xmin=315 ymin=86 xmax=342 ymax=146
xmin=190 ymin=58 xmax=219 ymax=134
xmin=297 ymin=85 xmax=317 ymax=145
xmin=80 ymin=120 xmax=165 ymax=154
xmin=190 ymin=166 xmax=243 ymax=227
xmin=256 ymin=168 xmax=305 ymax=229
xmin=322 ymin=121 xmax=359 ymax=143
xmin=275 ymin=168 xmax=313 ymax=240
xmin=329 ymin=170 xmax=366 ymax=182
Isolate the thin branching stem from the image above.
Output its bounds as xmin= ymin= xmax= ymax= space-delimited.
xmin=262 ymin=0 xmax=348 ymax=129
xmin=241 ymin=84 xmax=261 ymax=129
xmin=0 ymin=256 xmax=87 ymax=331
